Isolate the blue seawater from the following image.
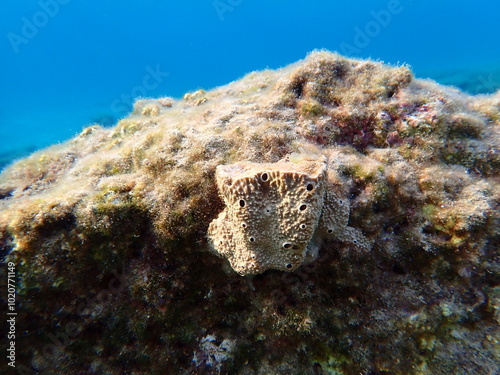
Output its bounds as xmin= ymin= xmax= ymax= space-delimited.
xmin=1 ymin=0 xmax=499 ymax=169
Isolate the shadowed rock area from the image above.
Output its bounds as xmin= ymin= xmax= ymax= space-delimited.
xmin=1 ymin=51 xmax=499 ymax=374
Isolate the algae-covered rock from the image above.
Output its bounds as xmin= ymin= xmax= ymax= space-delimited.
xmin=1 ymin=51 xmax=499 ymax=374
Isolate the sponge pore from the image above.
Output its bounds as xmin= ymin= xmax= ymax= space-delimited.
xmin=208 ymin=157 xmax=327 ymax=275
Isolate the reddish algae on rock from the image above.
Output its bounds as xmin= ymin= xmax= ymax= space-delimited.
xmin=1 ymin=51 xmax=499 ymax=374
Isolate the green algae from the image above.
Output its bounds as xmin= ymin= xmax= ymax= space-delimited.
xmin=1 ymin=51 xmax=499 ymax=375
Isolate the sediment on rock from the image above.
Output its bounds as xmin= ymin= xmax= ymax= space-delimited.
xmin=1 ymin=51 xmax=499 ymax=375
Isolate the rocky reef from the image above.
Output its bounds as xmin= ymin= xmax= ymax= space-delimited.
xmin=1 ymin=51 xmax=499 ymax=374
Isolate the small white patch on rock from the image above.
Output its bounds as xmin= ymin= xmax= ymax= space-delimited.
xmin=192 ymin=335 xmax=236 ymax=370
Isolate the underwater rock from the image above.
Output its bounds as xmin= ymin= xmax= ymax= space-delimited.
xmin=1 ymin=51 xmax=499 ymax=374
